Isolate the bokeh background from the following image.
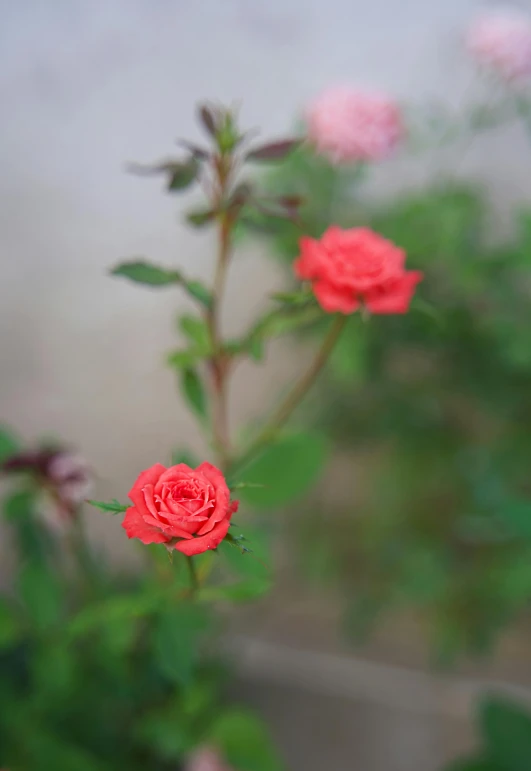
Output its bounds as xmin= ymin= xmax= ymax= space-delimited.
xmin=3 ymin=1 xmax=531 ymax=770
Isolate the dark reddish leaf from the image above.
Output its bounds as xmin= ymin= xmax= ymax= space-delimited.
xmin=246 ymin=138 xmax=302 ymax=162
xmin=253 ymin=200 xmax=302 ymax=224
xmin=230 ymin=182 xmax=254 ymax=205
xmin=277 ymin=195 xmax=304 ymax=208
xmin=198 ymin=104 xmax=218 ymax=137
xmin=176 ymin=140 xmax=210 ymax=160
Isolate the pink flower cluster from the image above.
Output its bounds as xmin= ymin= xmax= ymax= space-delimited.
xmin=467 ymin=10 xmax=531 ymax=81
xmin=306 ymin=86 xmax=403 ymax=164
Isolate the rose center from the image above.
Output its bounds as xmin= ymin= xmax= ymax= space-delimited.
xmin=163 ymin=480 xmax=214 ymax=518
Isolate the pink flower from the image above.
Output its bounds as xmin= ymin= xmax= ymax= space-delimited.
xmin=294 ymin=226 xmax=422 ymax=315
xmin=306 ymin=86 xmax=403 ymax=164
xmin=47 ymin=451 xmax=92 ymax=506
xmin=122 ymin=462 xmax=238 ymax=555
xmin=1 ymin=446 xmax=92 ymax=516
xmin=185 ymin=747 xmax=233 ymax=771
xmin=467 ymin=10 xmax=531 ymax=81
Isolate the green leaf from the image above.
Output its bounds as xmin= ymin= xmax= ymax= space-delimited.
xmin=153 ymin=603 xmax=211 ymax=685
xmin=0 ymin=424 xmax=19 ymax=463
xmin=137 ymin=704 xmax=190 ymax=759
xmin=208 ymin=709 xmax=283 ymax=771
xmin=501 ymin=499 xmax=531 ymax=537
xmin=180 ymin=368 xmax=208 ymax=420
xmin=167 ymin=158 xmax=199 ymax=191
xmin=250 ymin=305 xmax=321 ymax=343
xmin=187 ymin=208 xmax=216 ymax=227
xmin=272 ymin=289 xmax=314 ymax=306
xmin=480 ymin=696 xmax=531 ymax=770
xmin=87 ymin=498 xmax=128 ymax=514
xmin=235 ymin=432 xmax=329 ymax=508
xmin=3 ymin=487 xmax=35 ymax=522
xmin=218 ymin=529 xmax=270 ymax=580
xmin=0 ymin=600 xmax=21 ymax=649
xmin=167 ymin=349 xmax=202 ymax=369
xmin=185 ymin=279 xmax=213 ymax=309
xmin=129 ymin=157 xmax=199 ymax=192
xmin=17 ymin=561 xmax=63 ymax=632
xmin=111 ymin=260 xmax=182 ymax=286
xmin=112 ymin=261 xmax=212 ymax=309
xmin=248 ymin=338 xmax=264 ymax=362
xmin=179 ymin=314 xmax=211 ymax=353
xmin=31 ymin=642 xmax=76 ymax=699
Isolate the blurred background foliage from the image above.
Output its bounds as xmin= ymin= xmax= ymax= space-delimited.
xmin=446 ymin=696 xmax=531 ymax=771
xmin=240 ymin=113 xmax=531 ymax=664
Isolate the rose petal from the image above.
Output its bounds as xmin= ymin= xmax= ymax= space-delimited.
xmin=154 ymin=463 xmax=195 ymax=494
xmin=174 ymin=517 xmax=231 ymax=556
xmin=128 ymin=463 xmax=166 ymax=519
xmin=195 ymin=462 xmax=230 ymax=535
xmin=364 ymin=270 xmax=423 ymax=314
xmin=313 ymin=280 xmax=360 ymax=314
xmin=294 ymin=236 xmax=324 ymax=280
xmin=122 ymin=506 xmax=169 ymax=544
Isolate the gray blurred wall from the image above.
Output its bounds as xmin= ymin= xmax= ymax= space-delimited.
xmin=1 ymin=0 xmax=530 ymax=557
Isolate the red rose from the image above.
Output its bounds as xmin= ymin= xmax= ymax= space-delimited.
xmin=294 ymin=226 xmax=422 ymax=315
xmin=122 ymin=462 xmax=237 ymax=556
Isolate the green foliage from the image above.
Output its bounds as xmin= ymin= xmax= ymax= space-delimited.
xmin=180 ymin=367 xmax=208 ymax=420
xmin=208 ymin=709 xmax=284 ymax=771
xmin=128 ymin=156 xmax=199 ymax=193
xmin=168 ymin=314 xmax=212 ymax=371
xmin=153 ymin=603 xmax=212 ymax=685
xmin=87 ymin=499 xmax=128 ymax=514
xmin=0 ymin=600 xmax=21 ymax=649
xmin=17 ymin=561 xmax=64 ymax=632
xmin=480 ymin=697 xmax=531 ymax=770
xmin=185 ymin=280 xmax=213 ymax=309
xmin=236 ymin=431 xmax=329 ymax=508
xmin=167 ymin=158 xmax=200 ymax=191
xmin=187 ymin=208 xmax=216 ymax=227
xmin=112 ymin=261 xmax=213 ymax=308
xmin=179 ymin=314 xmax=211 ymax=354
xmin=111 ymin=260 xmax=183 ymax=286
xmin=0 ymin=424 xmax=19 ymax=462
xmin=446 ymin=697 xmax=531 ymax=771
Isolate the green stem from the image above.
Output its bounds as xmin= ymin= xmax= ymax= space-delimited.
xmin=231 ymin=314 xmax=347 ymax=476
xmin=186 ymin=555 xmax=199 ymax=595
xmin=206 ymin=155 xmax=234 ymax=470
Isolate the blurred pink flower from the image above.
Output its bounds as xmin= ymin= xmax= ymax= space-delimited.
xmin=185 ymin=747 xmax=232 ymax=771
xmin=306 ymin=86 xmax=403 ymax=164
xmin=47 ymin=451 xmax=92 ymax=507
xmin=467 ymin=10 xmax=531 ymax=81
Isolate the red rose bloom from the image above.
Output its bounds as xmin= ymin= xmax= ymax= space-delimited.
xmin=122 ymin=462 xmax=237 ymax=556
xmin=294 ymin=226 xmax=422 ymax=315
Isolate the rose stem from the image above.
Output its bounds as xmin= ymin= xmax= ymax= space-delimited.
xmin=186 ymin=555 xmax=199 ymax=594
xmin=206 ymin=152 xmax=234 ymax=471
xmin=230 ymin=313 xmax=347 ymax=477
